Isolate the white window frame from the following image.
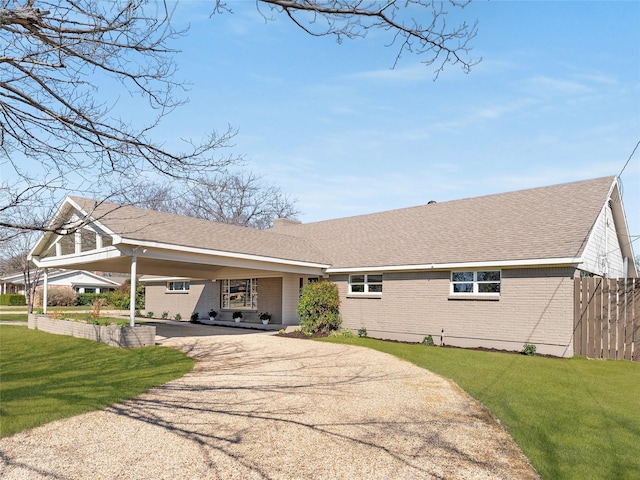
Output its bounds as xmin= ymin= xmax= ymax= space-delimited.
xmin=167 ymin=281 xmax=190 ymax=292
xmin=221 ymin=278 xmax=258 ymax=310
xmin=349 ymin=274 xmax=383 ymax=295
xmin=450 ymin=270 xmax=501 ymax=295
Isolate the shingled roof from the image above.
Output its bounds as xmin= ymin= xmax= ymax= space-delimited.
xmin=272 ymin=176 xmax=618 ymax=269
xmin=55 ymin=177 xmax=619 ymax=272
xmin=67 ymin=197 xmax=332 ymax=266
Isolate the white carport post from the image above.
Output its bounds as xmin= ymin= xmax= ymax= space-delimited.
xmin=129 ymin=253 xmax=137 ymax=327
xmin=42 ymin=268 xmax=49 ymax=314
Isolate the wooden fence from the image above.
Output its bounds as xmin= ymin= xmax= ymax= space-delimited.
xmin=574 ymin=277 xmax=639 ymax=361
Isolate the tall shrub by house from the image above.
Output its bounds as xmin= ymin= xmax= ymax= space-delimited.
xmin=296 ymin=282 xmax=342 ymax=334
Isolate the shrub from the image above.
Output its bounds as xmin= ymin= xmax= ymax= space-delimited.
xmin=0 ymin=294 xmax=26 ymax=306
xmin=76 ymin=292 xmax=109 ymax=306
xmin=422 ymin=335 xmax=434 ymax=346
xmin=522 ymin=343 xmax=537 ymax=356
xmin=329 ymin=328 xmax=354 ymax=338
xmin=190 ymin=312 xmax=199 ymax=323
xmin=107 ymin=290 xmax=130 ymax=309
xmin=107 ymin=281 xmax=144 ymax=310
xmin=358 ymin=327 xmax=367 ymax=338
xmin=174 ymin=313 xmax=182 ymax=322
xmin=232 ymin=311 xmax=243 ymax=319
xmin=161 ymin=311 xmax=169 ymax=319
xmin=296 ymin=281 xmax=341 ymax=334
xmin=146 ymin=311 xmax=154 ymax=318
xmin=43 ymin=288 xmax=77 ymax=307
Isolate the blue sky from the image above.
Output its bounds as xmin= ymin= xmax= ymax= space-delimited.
xmin=8 ymin=1 xmax=633 ymax=244
xmin=143 ymin=0 xmax=639 ymax=242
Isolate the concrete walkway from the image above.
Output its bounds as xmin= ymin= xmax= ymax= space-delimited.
xmin=0 ymin=324 xmax=539 ymax=479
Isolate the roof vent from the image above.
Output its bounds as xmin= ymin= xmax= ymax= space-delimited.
xmin=427 ymin=200 xmax=437 ymax=205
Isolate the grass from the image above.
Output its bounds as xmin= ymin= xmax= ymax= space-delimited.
xmin=0 ymin=325 xmax=194 ymax=438
xmin=320 ymin=337 xmax=640 ymax=480
xmin=0 ymin=313 xmax=28 ymax=322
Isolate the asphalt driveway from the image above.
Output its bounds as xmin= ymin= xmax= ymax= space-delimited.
xmin=0 ymin=324 xmax=539 ymax=479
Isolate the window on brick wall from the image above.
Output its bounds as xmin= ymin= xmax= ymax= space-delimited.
xmin=221 ymin=279 xmax=257 ymax=310
xmin=167 ymin=281 xmax=190 ymax=292
xmin=349 ymin=274 xmax=383 ymax=295
xmin=451 ymin=271 xmax=500 ymax=295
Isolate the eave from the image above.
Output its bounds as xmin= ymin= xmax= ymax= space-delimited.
xmin=326 ymin=257 xmax=584 ymax=274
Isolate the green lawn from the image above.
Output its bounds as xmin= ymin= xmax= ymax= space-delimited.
xmin=0 ymin=313 xmax=28 ymax=322
xmin=0 ymin=326 xmax=194 ymax=438
xmin=320 ymin=337 xmax=640 ymax=480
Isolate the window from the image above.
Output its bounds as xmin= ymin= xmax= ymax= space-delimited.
xmin=349 ymin=274 xmax=383 ymax=295
xmin=451 ymin=271 xmax=500 ymax=295
xmin=167 ymin=281 xmax=190 ymax=292
xmin=222 ymin=279 xmax=257 ymax=310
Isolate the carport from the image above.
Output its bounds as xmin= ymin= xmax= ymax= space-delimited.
xmin=28 ymin=196 xmax=330 ymax=326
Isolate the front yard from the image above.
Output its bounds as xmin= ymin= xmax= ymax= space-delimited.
xmin=321 ymin=337 xmax=640 ymax=480
xmin=0 ymin=326 xmax=194 ymax=438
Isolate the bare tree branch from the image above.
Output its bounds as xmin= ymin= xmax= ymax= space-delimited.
xmin=1 ymin=0 xmax=240 ymax=237
xmin=246 ymin=0 xmax=479 ymax=73
xmin=1 ymin=0 xmax=478 ymax=242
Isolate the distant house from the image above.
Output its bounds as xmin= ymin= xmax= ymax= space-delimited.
xmin=1 ymin=270 xmax=122 ymax=299
xmin=28 ymin=176 xmax=637 ymax=357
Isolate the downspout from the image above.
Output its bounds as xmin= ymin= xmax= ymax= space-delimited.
xmin=129 ymin=253 xmax=137 ymax=327
xmin=43 ymin=268 xmax=49 ymax=314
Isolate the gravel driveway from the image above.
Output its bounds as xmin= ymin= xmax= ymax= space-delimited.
xmin=0 ymin=324 xmax=539 ymax=479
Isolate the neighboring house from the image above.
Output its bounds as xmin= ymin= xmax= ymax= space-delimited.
xmin=0 ymin=269 xmax=122 ymax=298
xmin=28 ymin=176 xmax=637 ymax=357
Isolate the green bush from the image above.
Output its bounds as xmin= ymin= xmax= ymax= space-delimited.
xmin=0 ymin=294 xmax=26 ymax=306
xmin=422 ymin=335 xmax=434 ymax=346
xmin=107 ymin=281 xmax=144 ymax=310
xmin=522 ymin=343 xmax=537 ymax=356
xmin=358 ymin=327 xmax=367 ymax=338
xmin=296 ymin=281 xmax=341 ymax=334
xmin=76 ymin=292 xmax=110 ymax=306
xmin=107 ymin=290 xmax=129 ymax=309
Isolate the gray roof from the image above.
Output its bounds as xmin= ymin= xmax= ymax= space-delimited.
xmin=68 ymin=197 xmax=332 ymax=266
xmin=272 ymin=176 xmax=617 ymax=269
xmin=67 ymin=176 xmax=616 ymax=270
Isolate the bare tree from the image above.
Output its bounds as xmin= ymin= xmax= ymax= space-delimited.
xmin=1 ymin=0 xmax=478 ymax=240
xmin=185 ymin=171 xmax=299 ymax=229
xmin=1 ymin=0 xmax=239 ymax=237
xmin=113 ymin=171 xmax=299 ymax=229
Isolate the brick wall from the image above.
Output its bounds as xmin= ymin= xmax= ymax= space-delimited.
xmin=28 ymin=314 xmax=156 ymax=348
xmin=144 ymin=277 xmax=283 ymax=324
xmin=331 ymin=267 xmax=575 ymax=357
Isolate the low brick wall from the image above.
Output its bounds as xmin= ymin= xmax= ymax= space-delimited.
xmin=28 ymin=314 xmax=156 ymax=348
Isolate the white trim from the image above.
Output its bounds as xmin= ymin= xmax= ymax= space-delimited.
xmin=31 ymin=246 xmax=125 ymax=268
xmin=327 ymin=257 xmax=583 ymax=274
xmin=115 ymin=238 xmax=331 ymax=270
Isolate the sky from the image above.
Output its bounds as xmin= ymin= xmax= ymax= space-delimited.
xmin=140 ymin=0 xmax=639 ymax=244
xmin=7 ymin=1 xmax=639 ymax=245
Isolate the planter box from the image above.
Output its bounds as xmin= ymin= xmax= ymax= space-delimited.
xmin=28 ymin=314 xmax=156 ymax=348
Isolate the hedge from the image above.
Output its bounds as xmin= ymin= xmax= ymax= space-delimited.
xmin=0 ymin=294 xmax=26 ymax=306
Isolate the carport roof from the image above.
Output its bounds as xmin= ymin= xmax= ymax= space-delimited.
xmin=30 ymin=196 xmax=332 ymax=269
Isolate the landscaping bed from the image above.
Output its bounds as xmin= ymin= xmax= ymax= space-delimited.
xmin=28 ymin=314 xmax=155 ymax=348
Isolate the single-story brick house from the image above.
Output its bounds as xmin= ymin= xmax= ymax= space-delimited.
xmin=28 ymin=176 xmax=637 ymax=356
